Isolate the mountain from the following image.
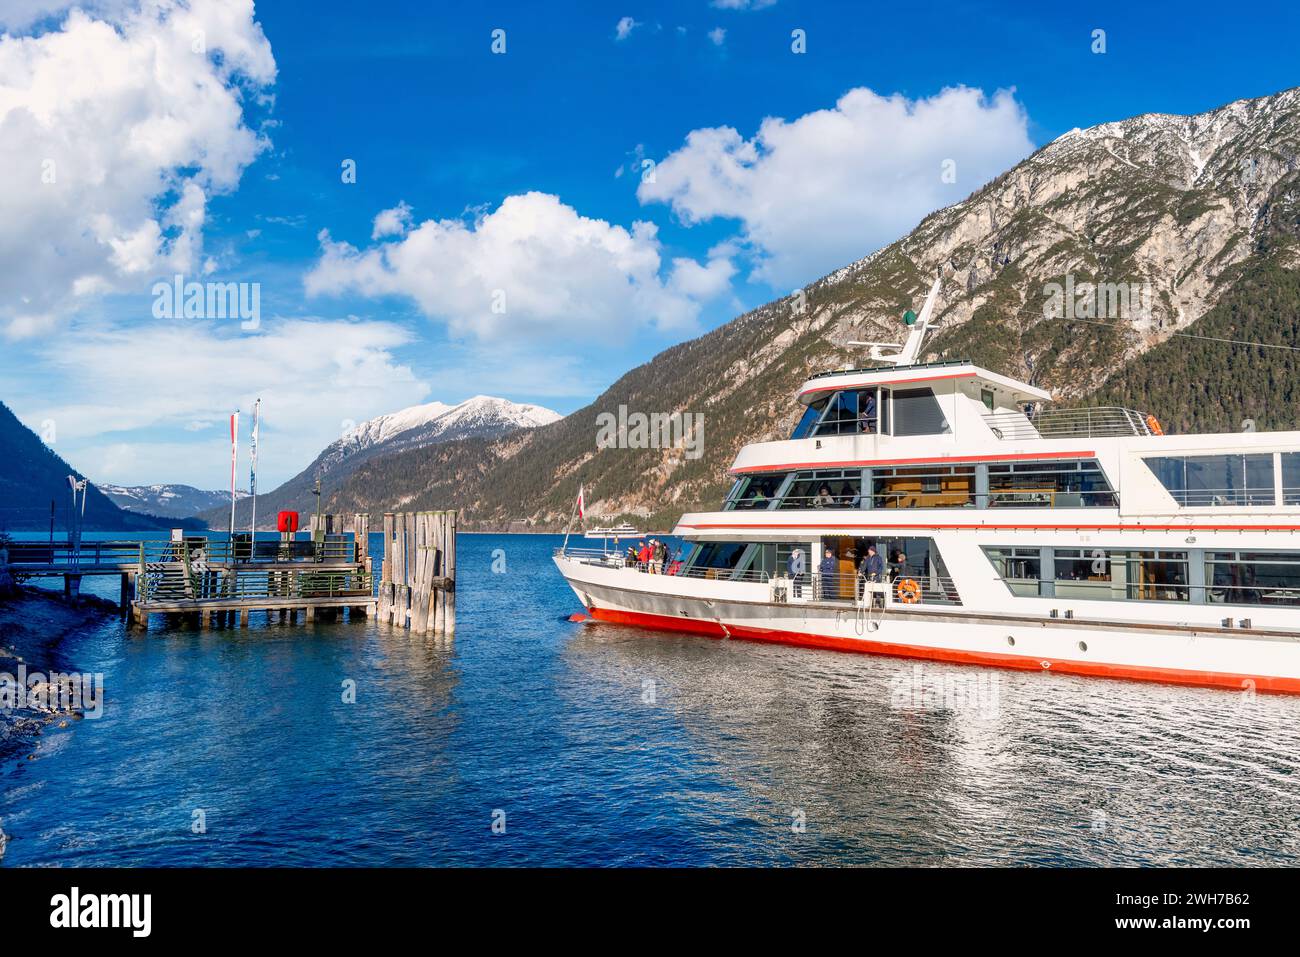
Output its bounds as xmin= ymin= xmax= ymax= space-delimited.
xmin=100 ymin=483 xmax=248 ymax=519
xmin=296 ymin=87 xmax=1300 ymax=530
xmin=199 ymin=395 xmax=561 ymax=528
xmin=0 ymin=402 xmax=165 ymax=532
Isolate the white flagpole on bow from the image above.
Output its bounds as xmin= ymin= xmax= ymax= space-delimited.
xmin=561 ymin=484 xmax=583 ymax=555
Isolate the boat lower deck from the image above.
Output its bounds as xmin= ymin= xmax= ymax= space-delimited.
xmin=558 ymin=556 xmax=1300 ymax=694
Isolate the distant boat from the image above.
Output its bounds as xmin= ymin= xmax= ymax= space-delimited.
xmin=584 ymin=523 xmax=643 ymax=539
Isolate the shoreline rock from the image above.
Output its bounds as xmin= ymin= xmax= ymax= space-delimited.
xmin=0 ymin=585 xmax=114 ymax=864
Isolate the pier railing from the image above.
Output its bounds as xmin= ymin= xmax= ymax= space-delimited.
xmin=139 ymin=565 xmax=374 ymax=605
xmin=4 ymin=537 xmax=359 ymax=572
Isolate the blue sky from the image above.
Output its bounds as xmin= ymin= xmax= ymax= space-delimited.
xmin=1 ymin=0 xmax=1298 ymax=487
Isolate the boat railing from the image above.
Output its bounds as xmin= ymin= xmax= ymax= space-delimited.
xmin=799 ymin=572 xmax=962 ymax=607
xmin=555 ymin=550 xmax=960 ymax=605
xmin=983 ymin=407 xmax=1152 ymax=440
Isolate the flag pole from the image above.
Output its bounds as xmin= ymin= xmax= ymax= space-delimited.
xmin=248 ymin=398 xmax=261 ymax=545
xmin=228 ymin=410 xmax=239 ymax=556
xmin=561 ymin=484 xmax=582 ymax=555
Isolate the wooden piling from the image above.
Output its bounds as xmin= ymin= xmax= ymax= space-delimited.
xmin=429 ymin=512 xmax=444 ymax=636
xmin=379 ymin=513 xmax=394 ymax=622
xmin=445 ymin=510 xmax=456 ymax=636
xmin=374 ymin=509 xmax=457 ymax=636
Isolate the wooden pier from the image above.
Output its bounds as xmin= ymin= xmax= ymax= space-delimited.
xmin=2 ymin=514 xmax=377 ymax=629
xmin=3 ymin=509 xmax=457 ymax=633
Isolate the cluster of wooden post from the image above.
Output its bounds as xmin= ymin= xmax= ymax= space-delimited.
xmin=378 ymin=511 xmax=456 ymax=635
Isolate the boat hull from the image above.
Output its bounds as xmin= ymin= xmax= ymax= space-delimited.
xmin=556 ymin=556 xmax=1300 ymax=695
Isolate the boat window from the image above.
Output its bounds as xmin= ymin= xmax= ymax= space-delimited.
xmin=1126 ymin=551 xmax=1190 ymax=601
xmin=813 ymin=390 xmax=859 ymax=436
xmin=725 ymin=473 xmax=787 ymax=510
xmin=791 ymin=396 xmax=831 ymax=439
xmin=987 ymin=459 xmax=1116 ymax=508
xmin=1282 ymin=453 xmax=1300 ymax=505
xmin=743 ymin=542 xmax=812 ymax=577
xmin=985 ymin=547 xmax=1189 ymax=602
xmin=685 ymin=542 xmax=749 ymax=575
xmin=984 ymin=546 xmax=1044 ymax=597
xmin=778 ymin=469 xmax=862 ymax=509
xmin=891 ymin=387 xmax=950 ymax=437
xmin=873 ymin=465 xmax=974 ymax=508
xmin=1205 ymin=551 xmax=1300 ymax=606
xmin=1144 ymin=454 xmax=1275 ymax=507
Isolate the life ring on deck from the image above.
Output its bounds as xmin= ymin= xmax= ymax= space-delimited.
xmin=1145 ymin=414 xmax=1164 ymax=436
xmin=896 ymin=578 xmax=921 ymax=604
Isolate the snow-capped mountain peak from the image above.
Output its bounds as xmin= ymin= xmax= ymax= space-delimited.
xmin=324 ymin=395 xmax=561 ymax=467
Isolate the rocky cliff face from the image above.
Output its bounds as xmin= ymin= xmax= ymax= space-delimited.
xmin=319 ymin=87 xmax=1300 ymax=530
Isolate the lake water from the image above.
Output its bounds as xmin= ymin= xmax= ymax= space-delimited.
xmin=3 ymin=532 xmax=1299 ymax=866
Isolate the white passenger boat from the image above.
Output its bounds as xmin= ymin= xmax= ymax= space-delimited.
xmin=584 ymin=523 xmax=644 ymax=539
xmin=555 ymin=279 xmax=1300 ymax=694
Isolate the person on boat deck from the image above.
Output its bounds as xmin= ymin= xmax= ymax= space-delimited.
xmin=652 ymin=539 xmax=667 ymax=574
xmin=863 ymin=545 xmax=885 ymax=582
xmin=625 ymin=544 xmax=638 ymax=567
xmin=891 ymin=549 xmax=910 ymax=578
xmin=862 ymin=544 xmax=886 ymax=608
xmin=787 ymin=547 xmax=806 ymax=597
xmin=819 ymin=548 xmax=837 ymax=599
xmin=860 ymin=392 xmax=877 ymax=433
xmin=750 ymin=484 xmax=768 ymax=508
xmin=812 ymin=485 xmax=835 ymax=508
xmin=637 ymin=540 xmax=652 ymax=570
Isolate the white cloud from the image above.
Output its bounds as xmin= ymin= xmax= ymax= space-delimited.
xmin=0 ymin=0 xmax=276 ymax=338
xmin=27 ymin=317 xmax=429 ymax=486
xmin=304 ymin=191 xmax=734 ymax=341
xmin=637 ymin=86 xmax=1033 ymax=287
xmin=0 ymin=1 xmax=125 ymax=30
xmin=707 ymin=27 xmax=726 ymax=46
xmin=614 ymin=16 xmax=641 ymax=41
xmin=371 ymin=201 xmax=414 ymax=240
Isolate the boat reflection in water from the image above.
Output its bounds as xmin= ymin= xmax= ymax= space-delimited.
xmin=560 ymin=615 xmax=1300 ymax=865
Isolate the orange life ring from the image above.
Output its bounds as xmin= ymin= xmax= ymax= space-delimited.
xmin=896 ymin=578 xmax=921 ymax=604
xmin=1145 ymin=414 xmax=1164 ymax=436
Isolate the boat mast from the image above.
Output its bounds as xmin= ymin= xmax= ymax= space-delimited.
xmin=848 ymin=276 xmax=943 ymax=367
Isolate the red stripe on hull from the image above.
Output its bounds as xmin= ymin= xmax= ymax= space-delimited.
xmin=586 ymin=606 xmax=1300 ymax=695
xmin=678 ymin=521 xmax=1300 ymax=532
